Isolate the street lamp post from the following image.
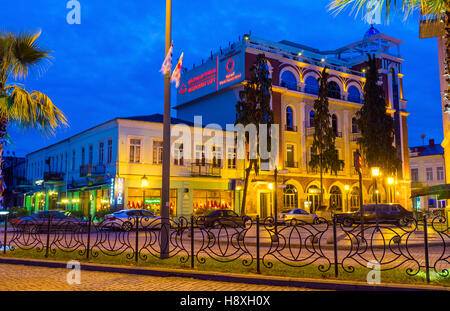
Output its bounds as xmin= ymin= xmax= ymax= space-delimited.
xmin=387 ymin=177 xmax=394 ymax=203
xmin=344 ymin=185 xmax=349 ymax=213
xmin=371 ymin=167 xmax=380 ymax=229
xmin=160 ymin=0 xmax=172 ymax=259
xmin=141 ymin=175 xmax=148 ymax=209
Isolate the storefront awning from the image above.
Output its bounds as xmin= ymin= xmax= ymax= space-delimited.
xmin=410 ymin=184 xmax=450 ymax=200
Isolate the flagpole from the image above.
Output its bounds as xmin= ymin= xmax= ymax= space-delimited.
xmin=160 ymin=0 xmax=171 ymax=259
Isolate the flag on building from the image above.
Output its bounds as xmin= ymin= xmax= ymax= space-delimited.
xmin=171 ymin=52 xmax=184 ymax=88
xmin=160 ymin=42 xmax=173 ymax=75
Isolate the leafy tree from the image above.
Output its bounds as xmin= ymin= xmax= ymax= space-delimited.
xmin=0 ymin=30 xmax=67 ymax=197
xmin=356 ymin=54 xmax=400 ymax=174
xmin=308 ymin=67 xmax=344 ymax=211
xmin=235 ymin=53 xmax=273 ymax=216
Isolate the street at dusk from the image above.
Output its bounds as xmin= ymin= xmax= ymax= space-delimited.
xmin=0 ymin=0 xmax=449 ymax=302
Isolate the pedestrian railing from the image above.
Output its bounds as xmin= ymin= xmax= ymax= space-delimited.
xmin=1 ymin=213 xmax=449 ymax=284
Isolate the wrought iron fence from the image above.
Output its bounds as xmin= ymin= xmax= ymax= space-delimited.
xmin=1 ymin=213 xmax=449 ymax=284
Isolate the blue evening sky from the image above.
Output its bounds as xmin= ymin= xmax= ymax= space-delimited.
xmin=1 ymin=0 xmax=442 ymax=156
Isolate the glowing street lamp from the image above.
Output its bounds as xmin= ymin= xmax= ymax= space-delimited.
xmin=141 ymin=175 xmax=149 ymax=209
xmin=344 ymin=185 xmax=350 ymax=212
xmin=387 ymin=177 xmax=395 ymax=203
xmin=371 ymin=167 xmax=380 ymax=228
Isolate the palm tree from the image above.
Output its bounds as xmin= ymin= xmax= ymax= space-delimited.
xmin=328 ymin=0 xmax=448 ymax=124
xmin=0 ymin=30 xmax=67 ymax=197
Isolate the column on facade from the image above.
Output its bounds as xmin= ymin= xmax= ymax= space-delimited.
xmin=343 ymin=110 xmax=351 ymax=176
xmin=299 ymin=102 xmax=307 ymax=172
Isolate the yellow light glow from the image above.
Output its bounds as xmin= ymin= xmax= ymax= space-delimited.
xmin=387 ymin=177 xmax=394 ymax=185
xmin=141 ymin=175 xmax=149 ymax=188
xmin=236 ymin=186 xmax=241 ymax=191
xmin=268 ymin=183 xmax=274 ymax=190
xmin=344 ymin=185 xmax=350 ymax=191
xmin=371 ymin=167 xmax=380 ymax=177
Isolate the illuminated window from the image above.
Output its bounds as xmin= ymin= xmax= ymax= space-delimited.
xmin=153 ymin=141 xmax=163 ymax=165
xmin=426 ymin=167 xmax=433 ymax=181
xmin=283 ymin=184 xmax=298 ymax=209
xmin=129 ymin=139 xmax=141 ymax=163
xmin=227 ymin=147 xmax=237 ymax=169
xmin=173 ymin=143 xmax=184 ymax=166
xmin=437 ymin=167 xmax=444 ymax=181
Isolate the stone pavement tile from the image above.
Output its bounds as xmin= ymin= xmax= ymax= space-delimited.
xmin=0 ymin=264 xmax=313 ymax=291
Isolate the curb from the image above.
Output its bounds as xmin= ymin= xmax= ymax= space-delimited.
xmin=0 ymin=256 xmax=447 ymax=291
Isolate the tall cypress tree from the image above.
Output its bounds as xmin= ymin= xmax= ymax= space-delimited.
xmin=308 ymin=66 xmax=344 ymax=211
xmin=356 ymin=54 xmax=400 ymax=174
xmin=235 ymin=53 xmax=273 ymax=216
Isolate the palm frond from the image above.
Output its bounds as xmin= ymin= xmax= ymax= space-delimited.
xmin=31 ymin=90 xmax=68 ymax=136
xmin=11 ymin=30 xmax=52 ymax=80
xmin=1 ymin=85 xmax=68 ymax=136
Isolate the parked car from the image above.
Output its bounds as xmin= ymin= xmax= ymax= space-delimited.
xmin=10 ymin=210 xmax=89 ymax=232
xmin=199 ymin=210 xmax=251 ymax=229
xmin=278 ymin=208 xmax=320 ymax=225
xmin=334 ymin=204 xmax=414 ymax=227
xmin=100 ymin=209 xmax=162 ymax=231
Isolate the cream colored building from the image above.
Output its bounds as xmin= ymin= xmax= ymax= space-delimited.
xmin=409 ymin=139 xmax=446 ymax=211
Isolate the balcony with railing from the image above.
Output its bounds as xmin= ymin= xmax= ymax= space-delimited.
xmin=191 ymin=163 xmax=221 ymax=177
xmin=80 ymin=164 xmax=106 ymax=177
xmin=285 ymin=124 xmax=298 ymax=132
xmin=351 ymin=132 xmax=361 ymax=142
xmin=44 ymin=171 xmax=65 ymax=182
xmin=284 ymin=161 xmax=298 ymax=168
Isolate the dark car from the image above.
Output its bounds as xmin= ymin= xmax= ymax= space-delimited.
xmin=10 ymin=210 xmax=89 ymax=232
xmin=335 ymin=204 xmax=414 ymax=227
xmin=200 ymin=210 xmax=251 ymax=229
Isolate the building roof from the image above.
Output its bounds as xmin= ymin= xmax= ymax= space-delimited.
xmin=119 ymin=114 xmax=195 ymax=127
xmin=409 ymin=142 xmax=444 ymax=157
xmin=27 ymin=114 xmax=196 ymax=157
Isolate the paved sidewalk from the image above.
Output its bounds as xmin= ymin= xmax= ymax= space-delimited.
xmin=0 ymin=263 xmax=312 ymax=291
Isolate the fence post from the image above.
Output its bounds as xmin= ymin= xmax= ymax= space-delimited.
xmin=423 ymin=214 xmax=430 ymax=283
xmin=45 ymin=214 xmax=52 ymax=258
xmin=3 ymin=214 xmax=9 ymax=254
xmin=3 ymin=214 xmax=8 ymax=254
xmin=86 ymin=215 xmax=92 ymax=260
xmin=256 ymin=215 xmax=260 ymax=274
xmin=190 ymin=215 xmax=194 ymax=269
xmin=135 ymin=215 xmax=139 ymax=263
xmin=333 ymin=215 xmax=338 ymax=278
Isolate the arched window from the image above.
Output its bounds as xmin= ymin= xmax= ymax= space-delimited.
xmin=348 ymin=85 xmax=361 ymax=103
xmin=309 ymin=110 xmax=315 ymax=127
xmin=329 ymin=186 xmax=342 ymax=211
xmin=286 ymin=106 xmax=294 ymax=130
xmin=350 ymin=187 xmax=360 ymax=211
xmin=280 ymin=71 xmax=297 ymax=91
xmin=332 ymin=114 xmax=338 ymax=136
xmin=351 ymin=117 xmax=359 ymax=133
xmin=327 ymin=81 xmax=341 ymax=99
xmin=306 ymin=185 xmax=321 ymax=213
xmin=304 ymin=76 xmax=319 ymax=95
xmin=283 ymin=184 xmax=298 ymax=209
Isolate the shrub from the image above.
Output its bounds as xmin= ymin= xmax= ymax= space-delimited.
xmin=8 ymin=206 xmax=29 ymax=218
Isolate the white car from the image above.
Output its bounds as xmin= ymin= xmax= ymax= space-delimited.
xmin=279 ymin=208 xmax=320 ymax=225
xmin=101 ymin=209 xmax=162 ymax=231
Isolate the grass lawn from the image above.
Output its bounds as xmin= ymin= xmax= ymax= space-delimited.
xmin=0 ymin=247 xmax=448 ymax=288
